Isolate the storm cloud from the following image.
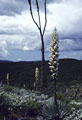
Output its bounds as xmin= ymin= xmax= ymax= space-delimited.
xmin=0 ymin=0 xmax=82 ymax=60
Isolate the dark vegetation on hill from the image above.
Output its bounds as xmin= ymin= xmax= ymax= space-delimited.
xmin=0 ymin=59 xmax=82 ymax=90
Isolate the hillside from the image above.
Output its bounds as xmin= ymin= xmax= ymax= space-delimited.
xmin=0 ymin=59 xmax=82 ymax=89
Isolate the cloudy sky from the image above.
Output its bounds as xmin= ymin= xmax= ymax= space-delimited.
xmin=0 ymin=0 xmax=82 ymax=61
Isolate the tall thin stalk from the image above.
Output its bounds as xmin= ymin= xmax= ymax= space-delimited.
xmin=49 ymin=28 xmax=60 ymax=116
xmin=28 ymin=0 xmax=47 ymax=89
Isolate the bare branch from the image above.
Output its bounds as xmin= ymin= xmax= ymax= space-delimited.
xmin=28 ymin=0 xmax=47 ymax=35
xmin=28 ymin=0 xmax=40 ymax=30
xmin=43 ymin=0 xmax=47 ymax=35
xmin=28 ymin=0 xmax=31 ymax=5
xmin=36 ymin=0 xmax=42 ymax=30
xmin=27 ymin=0 xmax=47 ymax=87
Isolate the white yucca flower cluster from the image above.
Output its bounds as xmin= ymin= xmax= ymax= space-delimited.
xmin=49 ymin=28 xmax=59 ymax=79
xmin=6 ymin=73 xmax=9 ymax=85
xmin=34 ymin=67 xmax=39 ymax=90
xmin=35 ymin=67 xmax=39 ymax=81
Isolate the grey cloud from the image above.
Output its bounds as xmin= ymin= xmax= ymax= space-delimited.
xmin=59 ymin=39 xmax=82 ymax=52
xmin=0 ymin=32 xmax=41 ymax=58
xmin=0 ymin=27 xmax=23 ymax=35
xmin=0 ymin=0 xmax=82 ymax=59
xmin=0 ymin=40 xmax=8 ymax=57
xmin=0 ymin=0 xmax=54 ymax=16
xmin=31 ymin=0 xmax=54 ymax=5
xmin=0 ymin=0 xmax=27 ymax=16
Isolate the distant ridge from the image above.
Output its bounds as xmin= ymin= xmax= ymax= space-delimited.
xmin=59 ymin=58 xmax=80 ymax=61
xmin=16 ymin=58 xmax=82 ymax=63
xmin=0 ymin=60 xmax=13 ymax=63
xmin=0 ymin=58 xmax=81 ymax=63
xmin=0 ymin=58 xmax=82 ymax=89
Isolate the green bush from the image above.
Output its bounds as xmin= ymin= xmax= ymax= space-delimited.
xmin=26 ymin=100 xmax=42 ymax=117
xmin=3 ymin=85 xmax=14 ymax=92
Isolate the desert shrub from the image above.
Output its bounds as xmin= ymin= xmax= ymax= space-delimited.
xmin=3 ymin=85 xmax=14 ymax=92
xmin=57 ymin=93 xmax=64 ymax=100
xmin=42 ymin=97 xmax=82 ymax=120
xmin=26 ymin=100 xmax=42 ymax=117
xmin=0 ymin=85 xmax=46 ymax=117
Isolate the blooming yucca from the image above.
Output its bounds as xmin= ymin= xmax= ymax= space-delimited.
xmin=6 ymin=73 xmax=9 ymax=85
xmin=49 ymin=27 xmax=60 ymax=116
xmin=34 ymin=67 xmax=39 ymax=91
xmin=49 ymin=27 xmax=59 ymax=80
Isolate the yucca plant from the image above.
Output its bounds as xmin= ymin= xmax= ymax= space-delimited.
xmin=49 ymin=27 xmax=59 ymax=79
xmin=34 ymin=67 xmax=40 ymax=91
xmin=49 ymin=27 xmax=59 ymax=117
xmin=42 ymin=98 xmax=73 ymax=120
xmin=6 ymin=73 xmax=10 ymax=85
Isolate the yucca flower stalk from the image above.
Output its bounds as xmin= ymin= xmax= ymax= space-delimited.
xmin=6 ymin=73 xmax=10 ymax=85
xmin=34 ymin=67 xmax=39 ymax=91
xmin=49 ymin=27 xmax=60 ymax=117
